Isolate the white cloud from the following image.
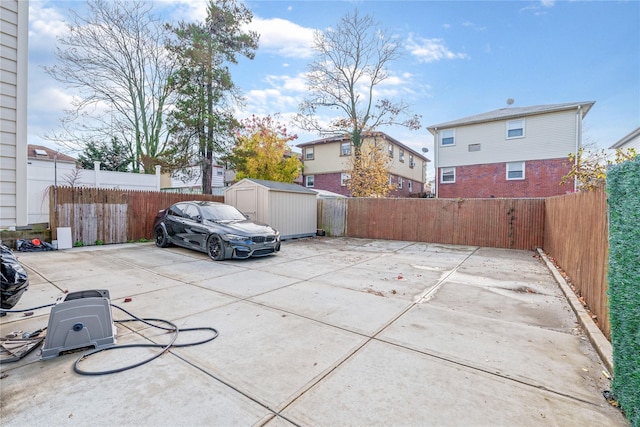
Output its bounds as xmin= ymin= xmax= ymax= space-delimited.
xmin=28 ymin=2 xmax=68 ymax=54
xmin=249 ymin=17 xmax=316 ymax=58
xmin=406 ymin=35 xmax=469 ymax=63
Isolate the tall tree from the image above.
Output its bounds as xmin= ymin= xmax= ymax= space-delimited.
xmin=230 ymin=115 xmax=301 ymax=183
xmin=294 ymin=9 xmax=421 ymax=154
xmin=45 ymin=0 xmax=175 ymax=173
xmin=166 ymin=0 xmax=259 ymax=194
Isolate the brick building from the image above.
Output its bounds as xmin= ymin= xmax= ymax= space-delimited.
xmin=427 ymin=101 xmax=595 ymax=198
xmin=296 ymin=132 xmax=430 ymax=197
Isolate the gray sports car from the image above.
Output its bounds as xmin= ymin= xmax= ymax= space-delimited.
xmin=153 ymin=201 xmax=280 ymax=261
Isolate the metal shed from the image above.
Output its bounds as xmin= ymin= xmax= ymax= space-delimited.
xmin=224 ymin=178 xmax=318 ymax=240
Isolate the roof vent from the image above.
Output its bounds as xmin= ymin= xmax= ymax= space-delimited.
xmin=34 ymin=149 xmax=48 ymax=157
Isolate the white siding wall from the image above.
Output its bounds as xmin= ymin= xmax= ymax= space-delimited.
xmin=438 ymin=110 xmax=578 ymax=168
xmin=0 ymin=0 xmax=28 ymax=229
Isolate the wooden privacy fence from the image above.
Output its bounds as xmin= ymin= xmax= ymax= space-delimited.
xmin=49 ymin=186 xmax=223 ymax=245
xmin=319 ymin=197 xmax=545 ymax=250
xmin=544 ymin=188 xmax=610 ymax=338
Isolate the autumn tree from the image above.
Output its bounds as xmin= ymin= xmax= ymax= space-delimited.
xmin=166 ymin=0 xmax=258 ymax=194
xmin=346 ymin=140 xmax=396 ymax=197
xmin=294 ymin=10 xmax=421 ymax=154
xmin=45 ymin=0 xmax=175 ymax=173
xmin=229 ymin=116 xmax=301 ymax=183
xmin=561 ymin=147 xmax=637 ymax=191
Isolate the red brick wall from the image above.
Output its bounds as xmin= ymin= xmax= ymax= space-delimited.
xmin=438 ymin=158 xmax=573 ymax=198
xmin=304 ymin=173 xmax=420 ymax=197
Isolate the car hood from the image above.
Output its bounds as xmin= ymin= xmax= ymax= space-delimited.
xmin=207 ymin=220 xmax=277 ymax=236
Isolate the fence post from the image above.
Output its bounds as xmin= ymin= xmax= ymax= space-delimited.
xmin=93 ymin=161 xmax=101 ymax=188
xmin=155 ymin=165 xmax=161 ymax=191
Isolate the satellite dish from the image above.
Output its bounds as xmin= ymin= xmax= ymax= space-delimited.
xmin=506 ymin=98 xmax=514 ymax=106
xmin=421 ymin=147 xmax=429 ymax=153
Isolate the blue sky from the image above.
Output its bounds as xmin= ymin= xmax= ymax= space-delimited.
xmin=27 ymin=0 xmax=640 ymax=177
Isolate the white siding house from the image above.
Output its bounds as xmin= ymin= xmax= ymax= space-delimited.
xmin=610 ymin=127 xmax=640 ymax=151
xmin=427 ymin=101 xmax=595 ymax=198
xmin=0 ymin=0 xmax=28 ymax=229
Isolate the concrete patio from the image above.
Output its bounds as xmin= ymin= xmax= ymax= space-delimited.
xmin=0 ymin=237 xmax=627 ymax=426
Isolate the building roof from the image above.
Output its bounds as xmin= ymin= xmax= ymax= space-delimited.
xmin=27 ymin=145 xmax=76 ymax=163
xmin=296 ymin=131 xmax=430 ymax=162
xmin=230 ymin=178 xmax=318 ymax=195
xmin=427 ymin=101 xmax=596 ymax=132
xmin=609 ymin=126 xmax=640 ymax=149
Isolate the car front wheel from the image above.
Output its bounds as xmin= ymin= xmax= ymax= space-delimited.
xmin=155 ymin=226 xmax=169 ymax=248
xmin=207 ymin=234 xmax=225 ymax=261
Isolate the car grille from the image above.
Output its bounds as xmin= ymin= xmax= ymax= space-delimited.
xmin=253 ymin=248 xmax=275 ymax=256
xmin=251 ymin=235 xmax=276 ymax=243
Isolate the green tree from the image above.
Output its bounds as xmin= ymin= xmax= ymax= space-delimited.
xmin=45 ymin=0 xmax=175 ymax=173
xmin=230 ymin=115 xmax=301 ymax=183
xmin=561 ymin=147 xmax=637 ymax=191
xmin=166 ymin=0 xmax=258 ymax=194
xmin=346 ymin=139 xmax=396 ymax=197
xmin=77 ymin=137 xmax=133 ymax=171
xmin=294 ymin=10 xmax=421 ymax=155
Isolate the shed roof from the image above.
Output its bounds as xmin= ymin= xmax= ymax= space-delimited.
xmin=427 ymin=101 xmax=595 ymax=133
xmin=230 ymin=178 xmax=318 ymax=195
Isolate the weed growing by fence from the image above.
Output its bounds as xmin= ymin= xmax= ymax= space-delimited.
xmin=607 ymin=156 xmax=640 ymax=426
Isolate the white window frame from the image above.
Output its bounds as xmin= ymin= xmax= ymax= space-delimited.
xmin=388 ymin=143 xmax=394 ymax=158
xmin=388 ymin=174 xmax=393 ymax=185
xmin=409 ymin=155 xmax=415 ymax=168
xmin=305 ymin=147 xmax=314 ymax=160
xmin=506 ymin=119 xmax=525 ymax=139
xmin=506 ymin=162 xmax=525 ymax=180
xmin=441 ymin=167 xmax=456 ymax=183
xmin=441 ymin=129 xmax=455 ymax=146
xmin=398 ymin=177 xmax=403 ymax=189
xmin=340 ymin=142 xmax=351 ymax=156
xmin=408 ymin=180 xmax=413 ymax=192
xmin=341 ymin=173 xmax=350 ymax=186
xmin=399 ymin=149 xmax=405 ymax=162
xmin=305 ymin=175 xmax=315 ymax=187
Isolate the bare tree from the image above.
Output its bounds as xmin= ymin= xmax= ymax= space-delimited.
xmin=45 ymin=0 xmax=175 ymax=173
xmin=294 ymin=10 xmax=421 ymax=152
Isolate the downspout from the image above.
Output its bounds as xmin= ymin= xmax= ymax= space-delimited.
xmin=574 ymin=106 xmax=582 ymax=192
xmin=434 ymin=128 xmax=439 ymax=198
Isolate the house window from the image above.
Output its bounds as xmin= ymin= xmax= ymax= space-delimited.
xmin=441 ymin=129 xmax=455 ymax=146
xmin=441 ymin=167 xmax=456 ymax=183
xmin=506 ymin=119 xmax=525 ymax=139
xmin=305 ymin=147 xmax=314 ymax=160
xmin=398 ymin=177 xmax=403 ymax=189
xmin=409 ymin=155 xmax=415 ymax=168
xmin=408 ymin=180 xmax=413 ymax=192
xmin=399 ymin=149 xmax=405 ymax=162
xmin=506 ymin=162 xmax=525 ymax=180
xmin=341 ymin=173 xmax=350 ymax=186
xmin=388 ymin=143 xmax=394 ymax=158
xmin=340 ymin=142 xmax=351 ymax=156
xmin=388 ymin=174 xmax=393 ymax=185
xmin=305 ymin=175 xmax=315 ymax=187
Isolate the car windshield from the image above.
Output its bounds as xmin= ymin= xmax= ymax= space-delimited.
xmin=199 ymin=204 xmax=247 ymax=221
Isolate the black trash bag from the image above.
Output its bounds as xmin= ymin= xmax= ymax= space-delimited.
xmin=1 ymin=244 xmax=30 ymax=310
xmin=16 ymin=238 xmax=55 ymax=252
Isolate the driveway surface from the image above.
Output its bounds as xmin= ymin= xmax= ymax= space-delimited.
xmin=0 ymin=237 xmax=627 ymax=426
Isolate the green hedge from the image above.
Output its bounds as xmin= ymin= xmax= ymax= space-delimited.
xmin=607 ymin=156 xmax=640 ymax=426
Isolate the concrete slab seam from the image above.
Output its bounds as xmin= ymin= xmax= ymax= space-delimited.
xmin=536 ymin=248 xmax=613 ymax=375
xmin=414 ymin=246 xmax=481 ymax=304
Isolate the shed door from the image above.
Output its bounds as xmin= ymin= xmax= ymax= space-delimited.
xmin=236 ymin=188 xmax=257 ymax=220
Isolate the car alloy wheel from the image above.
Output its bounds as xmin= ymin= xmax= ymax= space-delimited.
xmin=207 ymin=234 xmax=225 ymax=261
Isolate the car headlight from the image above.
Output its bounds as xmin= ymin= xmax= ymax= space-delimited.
xmin=224 ymin=234 xmax=248 ymax=242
